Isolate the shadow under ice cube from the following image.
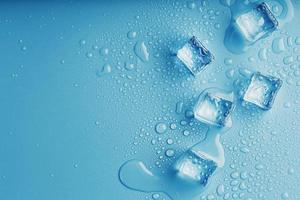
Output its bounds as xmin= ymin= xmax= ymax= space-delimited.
xmin=177 ymin=36 xmax=214 ymax=76
xmin=236 ymin=2 xmax=278 ymax=43
xmin=242 ymin=72 xmax=282 ymax=110
xmin=174 ymin=149 xmax=217 ymax=186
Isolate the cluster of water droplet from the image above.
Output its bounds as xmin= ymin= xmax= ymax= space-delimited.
xmin=73 ymin=0 xmax=300 ymax=199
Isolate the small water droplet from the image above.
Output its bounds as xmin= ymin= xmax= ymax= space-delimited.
xmin=79 ymin=39 xmax=86 ymax=46
xmin=187 ymin=1 xmax=196 ymax=9
xmin=255 ymin=164 xmax=264 ymax=170
xmin=216 ymin=184 xmax=225 ymax=196
xmin=155 ymin=123 xmax=167 ymax=134
xmin=165 ymin=149 xmax=175 ymax=157
xmin=170 ymin=123 xmax=177 ymax=130
xmin=182 ymin=130 xmax=190 ymax=136
xmin=124 ymin=62 xmax=135 ymax=71
xmin=86 ymin=52 xmax=93 ymax=58
xmin=97 ymin=64 xmax=112 ymax=77
xmin=224 ymin=58 xmax=233 ymax=66
xmin=21 ymin=46 xmax=27 ymax=51
xmin=283 ymin=56 xmax=294 ymax=65
xmin=152 ymin=193 xmax=160 ymax=199
xmin=100 ymin=48 xmax=109 ymax=56
xmin=127 ymin=31 xmax=137 ymax=39
xmin=281 ymin=192 xmax=289 ymax=199
xmin=166 ymin=138 xmax=174 ymax=145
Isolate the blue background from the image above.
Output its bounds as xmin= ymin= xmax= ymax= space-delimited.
xmin=0 ymin=0 xmax=299 ymax=199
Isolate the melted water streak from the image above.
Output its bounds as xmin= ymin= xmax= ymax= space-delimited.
xmin=119 ymin=128 xmax=230 ymax=200
xmin=119 ymin=160 xmax=205 ymax=200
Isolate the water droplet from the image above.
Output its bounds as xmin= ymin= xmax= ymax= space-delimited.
xmin=124 ymin=62 xmax=135 ymax=71
xmin=219 ymin=0 xmax=236 ymax=7
xmin=86 ymin=52 xmax=93 ymax=58
xmin=79 ymin=39 xmax=86 ymax=46
xmin=185 ymin=110 xmax=194 ymax=118
xmin=166 ymin=138 xmax=174 ymax=145
xmin=224 ymin=58 xmax=233 ymax=66
xmin=155 ymin=123 xmax=167 ymax=134
xmin=165 ymin=149 xmax=175 ymax=157
xmin=97 ymin=64 xmax=112 ymax=77
xmin=284 ymin=102 xmax=291 ymax=108
xmin=216 ymin=184 xmax=225 ymax=196
xmin=127 ymin=31 xmax=137 ymax=39
xmin=258 ymin=48 xmax=268 ymax=61
xmin=255 ymin=164 xmax=264 ymax=170
xmin=21 ymin=46 xmax=27 ymax=51
xmin=182 ymin=130 xmax=190 ymax=136
xmin=152 ymin=193 xmax=160 ymax=199
xmin=295 ymin=37 xmax=300 ymax=45
xmin=170 ymin=123 xmax=177 ymax=130
xmin=134 ymin=41 xmax=149 ymax=62
xmin=283 ymin=56 xmax=294 ymax=65
xmin=240 ymin=147 xmax=250 ymax=153
xmin=272 ymin=37 xmax=285 ymax=54
xmin=281 ymin=192 xmax=289 ymax=199
xmin=100 ymin=48 xmax=109 ymax=56
xmin=176 ymin=101 xmax=184 ymax=114
xmin=225 ymin=68 xmax=235 ymax=79
xmin=230 ymin=171 xmax=239 ymax=179
xmin=187 ymin=1 xmax=196 ymax=9
xmin=287 ymin=168 xmax=294 ymax=175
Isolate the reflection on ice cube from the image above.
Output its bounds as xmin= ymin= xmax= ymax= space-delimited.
xmin=236 ymin=2 xmax=278 ymax=43
xmin=177 ymin=36 xmax=214 ymax=76
xmin=194 ymin=89 xmax=235 ymax=127
xmin=174 ymin=149 xmax=217 ymax=186
xmin=243 ymin=72 xmax=282 ymax=110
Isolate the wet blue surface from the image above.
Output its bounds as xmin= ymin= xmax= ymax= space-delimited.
xmin=1 ymin=0 xmax=300 ymax=200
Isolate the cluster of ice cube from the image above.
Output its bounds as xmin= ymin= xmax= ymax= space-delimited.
xmin=120 ymin=2 xmax=285 ymax=196
xmin=177 ymin=3 xmax=278 ymax=75
xmin=143 ymin=1 xmax=282 ymax=189
xmin=175 ymin=72 xmax=282 ymax=186
xmin=173 ymin=3 xmax=282 ymax=185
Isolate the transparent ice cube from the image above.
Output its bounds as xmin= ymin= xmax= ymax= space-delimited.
xmin=193 ymin=90 xmax=235 ymax=127
xmin=177 ymin=36 xmax=214 ymax=76
xmin=242 ymin=72 xmax=282 ymax=110
xmin=174 ymin=149 xmax=217 ymax=186
xmin=236 ymin=2 xmax=278 ymax=43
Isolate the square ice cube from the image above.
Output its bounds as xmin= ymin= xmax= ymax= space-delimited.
xmin=174 ymin=150 xmax=217 ymax=186
xmin=236 ymin=2 xmax=278 ymax=43
xmin=193 ymin=91 xmax=235 ymax=127
xmin=242 ymin=72 xmax=282 ymax=110
xmin=177 ymin=36 xmax=214 ymax=76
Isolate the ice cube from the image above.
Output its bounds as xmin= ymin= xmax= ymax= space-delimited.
xmin=242 ymin=72 xmax=282 ymax=110
xmin=174 ymin=149 xmax=217 ymax=186
xmin=193 ymin=90 xmax=235 ymax=127
xmin=236 ymin=2 xmax=278 ymax=43
xmin=177 ymin=36 xmax=214 ymax=76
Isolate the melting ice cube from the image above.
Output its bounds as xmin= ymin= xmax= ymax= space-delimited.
xmin=193 ymin=89 xmax=235 ymax=127
xmin=173 ymin=149 xmax=217 ymax=186
xmin=236 ymin=2 xmax=278 ymax=43
xmin=242 ymin=72 xmax=282 ymax=110
xmin=177 ymin=36 xmax=214 ymax=76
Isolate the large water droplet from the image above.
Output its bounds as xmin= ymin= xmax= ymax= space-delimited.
xmin=134 ymin=41 xmax=149 ymax=62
